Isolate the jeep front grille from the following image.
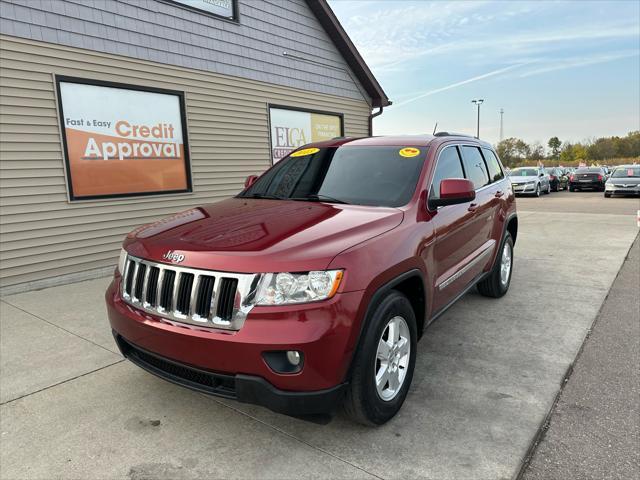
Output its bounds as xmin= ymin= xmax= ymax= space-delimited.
xmin=120 ymin=255 xmax=260 ymax=330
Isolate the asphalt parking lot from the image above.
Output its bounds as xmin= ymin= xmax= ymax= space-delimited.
xmin=1 ymin=191 xmax=638 ymax=480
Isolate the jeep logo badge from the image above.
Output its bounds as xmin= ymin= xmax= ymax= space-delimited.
xmin=162 ymin=251 xmax=185 ymax=263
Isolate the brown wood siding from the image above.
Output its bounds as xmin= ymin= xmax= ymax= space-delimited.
xmin=0 ymin=35 xmax=371 ymax=289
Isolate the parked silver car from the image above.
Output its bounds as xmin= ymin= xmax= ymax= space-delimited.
xmin=508 ymin=167 xmax=551 ymax=196
xmin=604 ymin=165 xmax=640 ymax=197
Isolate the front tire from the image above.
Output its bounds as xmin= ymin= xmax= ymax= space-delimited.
xmin=535 ymin=184 xmax=541 ymax=197
xmin=477 ymin=232 xmax=514 ymax=298
xmin=604 ymin=192 xmax=611 ymax=198
xmin=343 ymin=290 xmax=417 ymax=426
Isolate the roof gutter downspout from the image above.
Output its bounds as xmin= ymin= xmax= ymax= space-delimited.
xmin=368 ymin=106 xmax=385 ymax=136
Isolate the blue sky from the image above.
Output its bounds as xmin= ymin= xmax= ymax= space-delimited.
xmin=328 ymin=0 xmax=640 ymax=146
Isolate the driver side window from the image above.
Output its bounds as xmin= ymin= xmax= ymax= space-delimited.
xmin=430 ymin=146 xmax=465 ymax=199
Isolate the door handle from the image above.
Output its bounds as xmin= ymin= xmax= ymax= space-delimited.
xmin=494 ymin=190 xmax=504 ymax=198
xmin=468 ymin=203 xmax=478 ymax=212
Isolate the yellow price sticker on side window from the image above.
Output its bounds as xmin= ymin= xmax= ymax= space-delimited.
xmin=290 ymin=147 xmax=320 ymax=157
xmin=399 ymin=147 xmax=421 ymax=158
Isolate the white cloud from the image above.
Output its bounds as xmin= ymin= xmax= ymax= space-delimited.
xmin=517 ymin=51 xmax=640 ymax=78
xmin=331 ymin=0 xmax=639 ymax=73
xmin=391 ymin=63 xmax=527 ymax=108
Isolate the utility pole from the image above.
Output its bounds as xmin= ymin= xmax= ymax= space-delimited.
xmin=499 ymin=108 xmax=504 ymax=142
xmin=471 ymin=99 xmax=484 ymax=139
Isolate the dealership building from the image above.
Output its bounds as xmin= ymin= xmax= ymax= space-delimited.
xmin=0 ymin=0 xmax=389 ymax=294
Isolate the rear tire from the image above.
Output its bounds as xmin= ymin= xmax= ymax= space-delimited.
xmin=569 ymin=185 xmax=575 ymax=192
xmin=343 ymin=290 xmax=417 ymax=426
xmin=477 ymin=232 xmax=514 ymax=298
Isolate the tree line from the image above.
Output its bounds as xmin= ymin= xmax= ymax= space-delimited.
xmin=495 ymin=131 xmax=640 ymax=167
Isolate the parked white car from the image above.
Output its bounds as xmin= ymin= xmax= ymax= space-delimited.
xmin=508 ymin=167 xmax=551 ymax=196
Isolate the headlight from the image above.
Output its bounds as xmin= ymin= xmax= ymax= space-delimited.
xmin=117 ymin=248 xmax=128 ymax=275
xmin=526 ymin=181 xmax=536 ymax=185
xmin=255 ymin=270 xmax=343 ymax=305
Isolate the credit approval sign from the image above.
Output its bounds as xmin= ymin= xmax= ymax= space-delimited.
xmin=56 ymin=77 xmax=192 ymax=200
xmin=269 ymin=106 xmax=343 ymax=164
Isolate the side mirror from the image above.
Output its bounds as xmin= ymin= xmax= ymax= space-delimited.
xmin=429 ymin=178 xmax=476 ymax=208
xmin=539 ymin=172 xmax=544 ymax=177
xmin=244 ymin=175 xmax=259 ymax=188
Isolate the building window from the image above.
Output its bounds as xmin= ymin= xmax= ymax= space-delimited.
xmin=165 ymin=0 xmax=238 ymax=21
xmin=55 ymin=76 xmax=193 ymax=201
xmin=268 ymin=105 xmax=344 ymax=164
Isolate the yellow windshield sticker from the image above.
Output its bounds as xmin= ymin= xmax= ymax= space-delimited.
xmin=290 ymin=147 xmax=320 ymax=157
xmin=399 ymin=147 xmax=421 ymax=158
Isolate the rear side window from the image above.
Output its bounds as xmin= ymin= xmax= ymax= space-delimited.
xmin=430 ymin=146 xmax=465 ymax=198
xmin=482 ymin=148 xmax=504 ymax=182
xmin=461 ymin=146 xmax=489 ymax=189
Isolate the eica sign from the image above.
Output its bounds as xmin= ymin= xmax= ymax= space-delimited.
xmin=268 ymin=106 xmax=343 ymax=164
xmin=55 ymin=77 xmax=192 ymax=201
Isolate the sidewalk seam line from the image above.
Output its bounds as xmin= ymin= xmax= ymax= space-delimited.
xmin=1 ymin=299 xmax=120 ymax=355
xmin=0 ymin=359 xmax=125 ymax=406
xmin=204 ymin=395 xmax=385 ymax=480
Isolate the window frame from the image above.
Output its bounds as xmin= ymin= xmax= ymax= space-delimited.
xmin=460 ymin=145 xmax=491 ymax=190
xmin=481 ymin=147 xmax=505 ymax=184
xmin=54 ymin=75 xmax=193 ymax=202
xmin=427 ymin=143 xmax=466 ymax=209
xmin=162 ymin=0 xmax=239 ymax=23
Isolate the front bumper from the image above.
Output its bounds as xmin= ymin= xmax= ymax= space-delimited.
xmin=113 ymin=333 xmax=346 ymax=415
xmin=511 ymin=182 xmax=537 ymax=194
xmin=106 ymin=277 xmax=364 ymax=415
xmin=605 ymin=183 xmax=640 ymax=195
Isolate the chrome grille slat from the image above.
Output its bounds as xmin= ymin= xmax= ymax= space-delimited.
xmin=156 ymin=268 xmax=166 ymax=311
xmin=120 ymin=254 xmax=259 ymax=331
xmin=171 ymin=272 xmax=180 ymax=314
xmin=141 ymin=265 xmax=151 ymax=305
xmin=131 ymin=262 xmax=141 ymax=302
xmin=189 ymin=274 xmax=201 ymax=319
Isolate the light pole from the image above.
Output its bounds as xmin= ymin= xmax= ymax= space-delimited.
xmin=499 ymin=108 xmax=504 ymax=141
xmin=471 ymin=99 xmax=484 ymax=138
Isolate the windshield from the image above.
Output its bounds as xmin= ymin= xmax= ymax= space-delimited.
xmin=612 ymin=166 xmax=640 ymax=178
xmin=511 ymin=168 xmax=538 ymax=177
xmin=544 ymin=168 xmax=555 ymax=174
xmin=239 ymin=146 xmax=427 ymax=207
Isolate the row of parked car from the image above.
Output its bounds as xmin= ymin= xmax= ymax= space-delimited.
xmin=506 ymin=164 xmax=640 ymax=197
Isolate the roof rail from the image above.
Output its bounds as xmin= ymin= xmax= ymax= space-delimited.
xmin=434 ymin=131 xmax=476 ymax=138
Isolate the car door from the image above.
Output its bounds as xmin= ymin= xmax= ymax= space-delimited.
xmin=459 ymin=144 xmax=496 ymax=262
xmin=428 ymin=144 xmax=490 ymax=312
xmin=481 ymin=147 xmax=510 ymax=248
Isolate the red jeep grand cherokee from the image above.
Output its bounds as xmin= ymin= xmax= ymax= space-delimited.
xmin=106 ymin=133 xmax=517 ymax=425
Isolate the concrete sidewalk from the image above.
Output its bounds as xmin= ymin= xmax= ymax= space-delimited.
xmin=522 ymin=237 xmax=640 ymax=480
xmin=1 ymin=193 xmax=638 ymax=479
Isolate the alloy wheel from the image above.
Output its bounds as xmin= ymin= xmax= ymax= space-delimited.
xmin=375 ymin=316 xmax=411 ymax=402
xmin=500 ymin=241 xmax=512 ymax=287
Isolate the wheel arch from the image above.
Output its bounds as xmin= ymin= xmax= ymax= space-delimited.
xmin=344 ymin=269 xmax=427 ymax=382
xmin=506 ymin=214 xmax=518 ymax=245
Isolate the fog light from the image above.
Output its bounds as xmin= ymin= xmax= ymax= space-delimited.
xmin=262 ymin=350 xmax=304 ymax=374
xmin=286 ymin=350 xmax=301 ymax=366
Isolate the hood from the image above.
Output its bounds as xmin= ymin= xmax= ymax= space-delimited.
xmin=509 ymin=176 xmax=538 ymax=183
xmin=124 ymin=198 xmax=404 ymax=273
